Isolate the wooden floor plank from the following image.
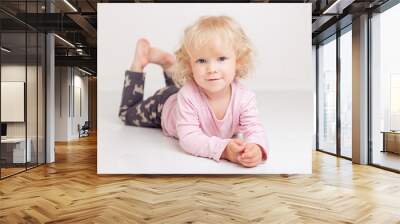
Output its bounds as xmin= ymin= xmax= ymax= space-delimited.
xmin=1 ymin=134 xmax=400 ymax=223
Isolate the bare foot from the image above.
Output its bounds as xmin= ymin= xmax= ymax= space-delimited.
xmin=148 ymin=47 xmax=176 ymax=73
xmin=130 ymin=38 xmax=150 ymax=72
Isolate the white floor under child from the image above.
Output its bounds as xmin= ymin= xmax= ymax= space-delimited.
xmin=98 ymin=90 xmax=313 ymax=174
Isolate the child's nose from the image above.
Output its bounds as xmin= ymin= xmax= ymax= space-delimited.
xmin=207 ymin=62 xmax=217 ymax=74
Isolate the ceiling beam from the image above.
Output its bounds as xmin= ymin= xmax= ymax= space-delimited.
xmin=67 ymin=13 xmax=97 ymax=39
xmin=55 ymin=55 xmax=96 ymax=72
xmin=322 ymin=0 xmax=356 ymax=14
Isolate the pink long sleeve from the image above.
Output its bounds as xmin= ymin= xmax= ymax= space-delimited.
xmin=160 ymin=80 xmax=268 ymax=162
xmin=175 ymin=91 xmax=230 ymax=161
xmin=239 ymin=92 xmax=268 ymax=160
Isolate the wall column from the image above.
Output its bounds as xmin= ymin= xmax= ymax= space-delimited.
xmin=45 ymin=1 xmax=55 ymax=163
xmin=352 ymin=14 xmax=369 ymax=164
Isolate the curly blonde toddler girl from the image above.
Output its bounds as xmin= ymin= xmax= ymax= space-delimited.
xmin=119 ymin=16 xmax=268 ymax=167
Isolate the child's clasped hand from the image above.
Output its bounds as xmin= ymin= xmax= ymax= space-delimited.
xmin=238 ymin=143 xmax=263 ymax=168
xmin=221 ymin=139 xmax=263 ymax=167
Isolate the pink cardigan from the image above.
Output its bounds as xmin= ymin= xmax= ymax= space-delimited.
xmin=161 ymin=80 xmax=268 ymax=161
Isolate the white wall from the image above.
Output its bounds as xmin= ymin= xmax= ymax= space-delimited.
xmin=98 ymin=3 xmax=312 ymax=95
xmin=55 ymin=67 xmax=89 ymax=141
xmin=55 ymin=67 xmax=69 ymax=141
xmin=72 ymin=73 xmax=89 ymax=138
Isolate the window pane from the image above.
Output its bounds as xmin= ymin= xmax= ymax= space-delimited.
xmin=27 ymin=31 xmax=38 ymax=169
xmin=371 ymin=3 xmax=400 ymax=171
xmin=38 ymin=32 xmax=46 ymax=165
xmin=340 ymin=29 xmax=352 ymax=158
xmin=318 ymin=37 xmax=337 ymax=154
xmin=1 ymin=31 xmax=27 ymax=178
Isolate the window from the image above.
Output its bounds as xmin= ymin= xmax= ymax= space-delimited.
xmin=0 ymin=1 xmax=47 ymax=179
xmin=340 ymin=28 xmax=352 ymax=158
xmin=370 ymin=2 xmax=400 ymax=171
xmin=318 ymin=36 xmax=337 ymax=154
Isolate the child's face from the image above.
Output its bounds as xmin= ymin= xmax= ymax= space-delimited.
xmin=189 ymin=39 xmax=237 ymax=97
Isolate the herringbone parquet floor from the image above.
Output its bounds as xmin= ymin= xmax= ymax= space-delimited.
xmin=1 ymin=134 xmax=400 ymax=223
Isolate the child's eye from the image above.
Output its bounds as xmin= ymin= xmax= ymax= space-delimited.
xmin=218 ymin=56 xmax=228 ymax=62
xmin=196 ymin=59 xmax=207 ymax=64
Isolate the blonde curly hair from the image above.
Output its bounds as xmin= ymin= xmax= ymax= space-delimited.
xmin=172 ymin=15 xmax=254 ymax=85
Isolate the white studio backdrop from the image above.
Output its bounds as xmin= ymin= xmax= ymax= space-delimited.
xmin=98 ymin=3 xmax=313 ymax=174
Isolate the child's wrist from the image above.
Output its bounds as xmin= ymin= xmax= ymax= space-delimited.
xmin=221 ymin=148 xmax=228 ymax=160
xmin=256 ymin=145 xmax=266 ymax=160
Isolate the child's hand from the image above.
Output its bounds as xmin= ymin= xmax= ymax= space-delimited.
xmin=221 ymin=139 xmax=246 ymax=163
xmin=237 ymin=143 xmax=263 ymax=168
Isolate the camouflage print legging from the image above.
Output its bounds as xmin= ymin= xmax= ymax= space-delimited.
xmin=118 ymin=71 xmax=180 ymax=128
